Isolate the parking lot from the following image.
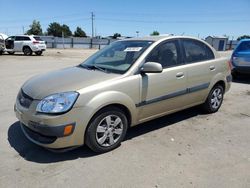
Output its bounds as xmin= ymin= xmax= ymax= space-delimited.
xmin=0 ymin=49 xmax=250 ymax=188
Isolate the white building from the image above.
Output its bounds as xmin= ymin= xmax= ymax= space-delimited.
xmin=205 ymin=36 xmax=228 ymax=51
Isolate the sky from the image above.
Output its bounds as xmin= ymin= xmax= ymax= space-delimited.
xmin=0 ymin=0 xmax=249 ymax=39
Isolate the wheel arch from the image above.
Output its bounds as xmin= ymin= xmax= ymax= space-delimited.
xmin=83 ymin=102 xmax=133 ymax=147
xmin=212 ymin=80 xmax=226 ymax=93
xmin=88 ymin=103 xmax=132 ymax=128
xmin=22 ymin=45 xmax=32 ymax=51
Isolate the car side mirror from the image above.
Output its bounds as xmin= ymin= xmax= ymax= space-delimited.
xmin=140 ymin=62 xmax=163 ymax=73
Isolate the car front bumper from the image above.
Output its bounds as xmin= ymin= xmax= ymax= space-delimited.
xmin=14 ymin=99 xmax=89 ymax=149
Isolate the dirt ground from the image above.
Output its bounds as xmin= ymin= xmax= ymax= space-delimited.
xmin=0 ymin=49 xmax=250 ymax=188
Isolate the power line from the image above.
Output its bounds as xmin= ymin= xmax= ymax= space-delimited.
xmin=97 ymin=18 xmax=250 ymax=24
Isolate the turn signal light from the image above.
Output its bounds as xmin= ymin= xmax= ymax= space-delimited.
xmin=64 ymin=125 xmax=73 ymax=136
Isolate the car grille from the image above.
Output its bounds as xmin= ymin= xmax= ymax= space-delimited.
xmin=18 ymin=90 xmax=33 ymax=108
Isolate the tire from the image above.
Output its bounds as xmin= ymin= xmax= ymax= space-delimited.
xmin=85 ymin=107 xmax=128 ymax=153
xmin=232 ymin=71 xmax=238 ymax=80
xmin=202 ymin=84 xmax=224 ymax=113
xmin=7 ymin=51 xmax=15 ymax=55
xmin=23 ymin=47 xmax=32 ymax=56
xmin=35 ymin=51 xmax=43 ymax=56
xmin=0 ymin=51 xmax=3 ymax=55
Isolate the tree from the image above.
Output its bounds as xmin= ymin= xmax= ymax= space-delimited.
xmin=26 ymin=20 xmax=43 ymax=35
xmin=47 ymin=22 xmax=62 ymax=37
xmin=74 ymin=27 xmax=86 ymax=37
xmin=61 ymin=24 xmax=72 ymax=37
xmin=237 ymin=35 xmax=250 ymax=41
xmin=47 ymin=22 xmax=72 ymax=37
xmin=150 ymin=31 xmax=160 ymax=36
xmin=112 ymin=33 xmax=121 ymax=39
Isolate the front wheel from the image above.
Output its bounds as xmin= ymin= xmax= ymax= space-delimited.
xmin=85 ymin=107 xmax=128 ymax=153
xmin=202 ymin=84 xmax=224 ymax=113
xmin=35 ymin=51 xmax=43 ymax=56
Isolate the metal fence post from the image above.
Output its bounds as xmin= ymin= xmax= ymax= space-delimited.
xmin=90 ymin=38 xmax=93 ymax=49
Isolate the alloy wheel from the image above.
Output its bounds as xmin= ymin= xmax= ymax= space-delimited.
xmin=211 ymin=88 xmax=223 ymax=109
xmin=96 ymin=115 xmax=123 ymax=147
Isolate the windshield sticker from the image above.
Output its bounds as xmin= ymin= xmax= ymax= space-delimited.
xmin=124 ymin=47 xmax=143 ymax=52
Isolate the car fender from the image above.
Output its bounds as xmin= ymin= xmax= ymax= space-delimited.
xmin=83 ymin=91 xmax=137 ymax=126
xmin=208 ymin=72 xmax=227 ymax=92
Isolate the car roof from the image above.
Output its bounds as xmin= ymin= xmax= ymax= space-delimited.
xmin=122 ymin=35 xmax=205 ymax=42
xmin=14 ymin=35 xmax=31 ymax=37
xmin=123 ymin=35 xmax=171 ymax=42
xmin=239 ymin=39 xmax=250 ymax=42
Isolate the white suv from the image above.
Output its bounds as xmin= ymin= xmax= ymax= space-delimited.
xmin=5 ymin=35 xmax=46 ymax=55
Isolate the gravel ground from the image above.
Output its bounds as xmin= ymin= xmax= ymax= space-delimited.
xmin=0 ymin=49 xmax=250 ymax=188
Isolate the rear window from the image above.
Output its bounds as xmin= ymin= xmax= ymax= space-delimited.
xmin=183 ymin=39 xmax=215 ymax=63
xmin=237 ymin=41 xmax=250 ymax=52
xmin=33 ymin=37 xmax=43 ymax=41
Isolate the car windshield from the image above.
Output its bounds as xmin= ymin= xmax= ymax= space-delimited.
xmin=80 ymin=40 xmax=153 ymax=74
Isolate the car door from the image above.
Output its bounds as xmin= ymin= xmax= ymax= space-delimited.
xmin=14 ymin=36 xmax=24 ymax=51
xmin=5 ymin=36 xmax=15 ymax=49
xmin=137 ymin=39 xmax=189 ymax=122
xmin=181 ymin=39 xmax=216 ymax=105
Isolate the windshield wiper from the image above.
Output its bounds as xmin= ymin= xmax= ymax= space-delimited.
xmin=79 ymin=64 xmax=108 ymax=73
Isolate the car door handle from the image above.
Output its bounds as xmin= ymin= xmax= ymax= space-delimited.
xmin=209 ymin=65 xmax=215 ymax=71
xmin=176 ymin=72 xmax=184 ymax=78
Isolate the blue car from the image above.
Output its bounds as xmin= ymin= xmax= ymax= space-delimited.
xmin=231 ymin=39 xmax=250 ymax=76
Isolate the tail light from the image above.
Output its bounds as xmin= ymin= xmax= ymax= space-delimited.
xmin=33 ymin=41 xmax=39 ymax=44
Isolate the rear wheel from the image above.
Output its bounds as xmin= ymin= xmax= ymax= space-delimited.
xmin=202 ymin=84 xmax=224 ymax=113
xmin=23 ymin=47 xmax=32 ymax=56
xmin=85 ymin=107 xmax=128 ymax=153
xmin=0 ymin=51 xmax=3 ymax=55
xmin=35 ymin=51 xmax=43 ymax=56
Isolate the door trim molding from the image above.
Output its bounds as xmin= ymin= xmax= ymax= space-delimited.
xmin=136 ymin=82 xmax=210 ymax=107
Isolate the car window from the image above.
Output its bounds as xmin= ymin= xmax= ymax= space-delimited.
xmin=146 ymin=40 xmax=182 ymax=68
xmin=15 ymin=36 xmax=22 ymax=41
xmin=22 ymin=37 xmax=31 ymax=41
xmin=15 ymin=36 xmax=31 ymax=41
xmin=237 ymin=41 xmax=250 ymax=52
xmin=0 ymin=35 xmax=4 ymax=43
xmin=7 ymin=36 xmax=15 ymax=41
xmin=183 ymin=39 xmax=214 ymax=63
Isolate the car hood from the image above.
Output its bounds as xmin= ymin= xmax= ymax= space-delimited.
xmin=22 ymin=66 xmax=120 ymax=99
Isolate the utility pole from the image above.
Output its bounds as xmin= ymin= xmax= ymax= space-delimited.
xmin=136 ymin=31 xmax=139 ymax=37
xmin=91 ymin=12 xmax=95 ymax=38
xmin=22 ymin=26 xmax=25 ymax=34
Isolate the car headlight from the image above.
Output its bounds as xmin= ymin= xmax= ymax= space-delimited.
xmin=36 ymin=91 xmax=79 ymax=113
